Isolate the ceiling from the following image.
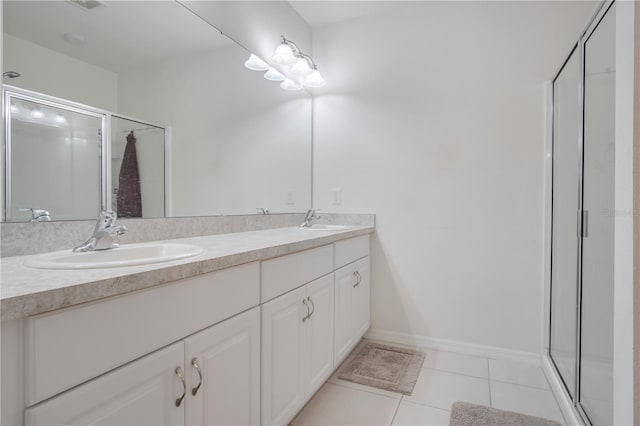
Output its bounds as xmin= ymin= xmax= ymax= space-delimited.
xmin=3 ymin=1 xmax=232 ymax=73
xmin=288 ymin=1 xmax=407 ymax=28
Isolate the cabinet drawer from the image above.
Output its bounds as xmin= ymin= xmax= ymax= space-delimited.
xmin=261 ymin=245 xmax=333 ymax=302
xmin=25 ymin=262 xmax=260 ymax=406
xmin=334 ymin=235 xmax=370 ymax=269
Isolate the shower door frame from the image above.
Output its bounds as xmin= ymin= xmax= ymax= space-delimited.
xmin=547 ymin=1 xmax=616 ymax=425
xmin=2 ymin=85 xmax=168 ymax=221
xmin=2 ymin=87 xmax=109 ymax=221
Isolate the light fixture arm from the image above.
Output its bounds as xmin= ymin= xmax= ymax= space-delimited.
xmin=280 ymin=35 xmax=318 ymax=70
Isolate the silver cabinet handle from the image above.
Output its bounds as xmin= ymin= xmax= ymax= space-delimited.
xmin=307 ymin=296 xmax=315 ymax=318
xmin=191 ymin=358 xmax=203 ymax=396
xmin=175 ymin=367 xmax=186 ymax=407
xmin=582 ymin=210 xmax=589 ymax=238
xmin=302 ymin=298 xmax=311 ymax=322
xmin=353 ymin=271 xmax=362 ymax=288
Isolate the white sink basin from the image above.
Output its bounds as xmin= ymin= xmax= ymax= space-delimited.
xmin=297 ymin=225 xmax=352 ymax=231
xmin=24 ymin=243 xmax=205 ymax=270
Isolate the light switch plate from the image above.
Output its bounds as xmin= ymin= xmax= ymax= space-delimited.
xmin=332 ymin=188 xmax=342 ymax=205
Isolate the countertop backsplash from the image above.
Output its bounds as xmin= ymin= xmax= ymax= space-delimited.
xmin=0 ymin=213 xmax=375 ymax=257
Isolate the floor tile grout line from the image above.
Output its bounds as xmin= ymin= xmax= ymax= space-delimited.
xmin=397 ymin=398 xmax=453 ymax=412
xmin=328 ymin=379 xmax=403 ymax=400
xmin=489 ymin=378 xmax=552 ymax=391
xmin=420 ymin=366 xmax=490 ymax=381
xmin=389 ymin=395 xmax=404 ymax=425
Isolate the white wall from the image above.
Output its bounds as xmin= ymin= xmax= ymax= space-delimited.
xmin=180 ymin=0 xmax=311 ymax=65
xmin=312 ymin=1 xmax=597 ymax=353
xmin=3 ymin=34 xmax=118 ymax=111
xmin=613 ymin=1 xmax=637 ymax=424
xmin=117 ymin=45 xmax=311 ymax=216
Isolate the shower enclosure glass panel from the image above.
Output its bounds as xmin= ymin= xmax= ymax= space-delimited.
xmin=7 ymin=97 xmax=102 ymax=221
xmin=549 ymin=48 xmax=580 ymax=399
xmin=579 ymin=4 xmax=615 ymax=424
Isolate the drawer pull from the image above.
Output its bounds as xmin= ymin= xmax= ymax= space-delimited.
xmin=191 ymin=358 xmax=203 ymax=396
xmin=303 ymin=298 xmax=311 ymax=322
xmin=307 ymin=296 xmax=315 ymax=319
xmin=353 ymin=271 xmax=362 ymax=288
xmin=175 ymin=367 xmax=186 ymax=407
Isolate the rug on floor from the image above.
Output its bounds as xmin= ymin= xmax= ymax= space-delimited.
xmin=449 ymin=401 xmax=563 ymax=426
xmin=336 ymin=340 xmax=425 ymax=395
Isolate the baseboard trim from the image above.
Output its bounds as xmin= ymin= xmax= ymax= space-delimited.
xmin=541 ymin=355 xmax=583 ymax=425
xmin=364 ymin=329 xmax=541 ymax=364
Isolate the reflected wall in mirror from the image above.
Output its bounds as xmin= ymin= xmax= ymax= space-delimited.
xmin=2 ymin=0 xmax=312 ymax=221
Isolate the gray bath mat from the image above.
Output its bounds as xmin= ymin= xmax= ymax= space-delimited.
xmin=450 ymin=402 xmax=563 ymax=426
xmin=337 ymin=340 xmax=425 ymax=395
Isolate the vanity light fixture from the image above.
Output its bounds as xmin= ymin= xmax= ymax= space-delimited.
xmin=280 ymin=78 xmax=302 ymax=91
xmin=273 ymin=36 xmax=325 ymax=87
xmin=55 ymin=113 xmax=67 ymax=124
xmin=243 ymin=35 xmax=325 ymax=90
xmin=272 ymin=40 xmax=297 ymax=65
xmin=244 ymin=54 xmax=269 ymax=71
xmin=302 ymin=69 xmax=326 ymax=88
xmin=264 ymin=67 xmax=285 ymax=82
xmin=30 ymin=109 xmax=44 ymax=119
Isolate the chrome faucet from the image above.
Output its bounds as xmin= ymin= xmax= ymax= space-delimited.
xmin=256 ymin=208 xmax=270 ymax=215
xmin=73 ymin=210 xmax=127 ymax=252
xmin=300 ymin=209 xmax=321 ymax=228
xmin=18 ymin=207 xmax=51 ymax=222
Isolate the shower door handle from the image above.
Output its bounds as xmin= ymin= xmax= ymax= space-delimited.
xmin=582 ymin=210 xmax=588 ymax=238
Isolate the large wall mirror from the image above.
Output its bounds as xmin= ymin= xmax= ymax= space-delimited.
xmin=2 ymin=0 xmax=312 ymax=222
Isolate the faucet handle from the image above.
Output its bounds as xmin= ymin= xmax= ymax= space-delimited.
xmin=18 ymin=207 xmax=51 ymax=222
xmin=94 ymin=209 xmax=117 ymax=231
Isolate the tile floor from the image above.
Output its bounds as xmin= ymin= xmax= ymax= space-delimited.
xmin=291 ymin=342 xmax=566 ymax=426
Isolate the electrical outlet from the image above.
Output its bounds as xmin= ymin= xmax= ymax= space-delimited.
xmin=286 ymin=190 xmax=294 ymax=205
xmin=332 ymin=188 xmax=342 ymax=205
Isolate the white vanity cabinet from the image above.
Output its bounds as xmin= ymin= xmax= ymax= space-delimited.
xmin=26 ymin=341 xmax=186 ymax=426
xmin=261 ymin=274 xmax=334 ymax=426
xmin=26 ymin=307 xmax=261 ymax=426
xmin=3 ymin=232 xmax=372 ymax=426
xmin=334 ymin=254 xmax=371 ymax=365
xmin=184 ymin=307 xmax=260 ymax=426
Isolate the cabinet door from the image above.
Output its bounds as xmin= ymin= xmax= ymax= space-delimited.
xmin=261 ymin=286 xmax=307 ymax=426
xmin=352 ymin=257 xmax=371 ymax=340
xmin=334 ymin=263 xmax=357 ymax=365
xmin=185 ymin=307 xmax=260 ymax=426
xmin=304 ymin=274 xmax=335 ymax=397
xmin=25 ymin=342 xmax=185 ymax=426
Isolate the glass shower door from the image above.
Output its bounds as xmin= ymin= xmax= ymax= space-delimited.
xmin=579 ymin=3 xmax=615 ymax=424
xmin=6 ymin=95 xmax=104 ymax=221
xmin=549 ymin=48 xmax=581 ymax=399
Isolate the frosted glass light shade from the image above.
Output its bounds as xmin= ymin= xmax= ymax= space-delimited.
xmin=264 ymin=67 xmax=285 ymax=81
xmin=272 ymin=43 xmax=296 ymax=65
xmin=290 ymin=57 xmax=313 ymax=77
xmin=31 ymin=109 xmax=44 ymax=119
xmin=244 ymin=54 xmax=269 ymax=71
xmin=302 ymin=69 xmax=326 ymax=88
xmin=280 ymin=78 xmax=302 ymax=91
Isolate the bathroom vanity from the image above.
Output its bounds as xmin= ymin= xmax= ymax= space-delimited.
xmin=0 ymin=226 xmax=373 ymax=426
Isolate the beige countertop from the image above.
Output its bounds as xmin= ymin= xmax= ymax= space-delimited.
xmin=1 ymin=226 xmax=373 ymax=321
